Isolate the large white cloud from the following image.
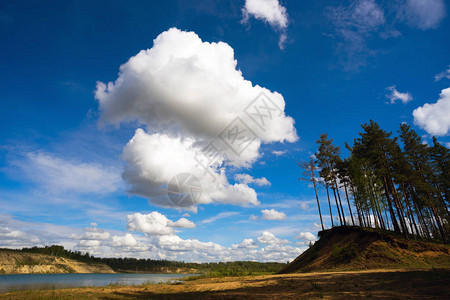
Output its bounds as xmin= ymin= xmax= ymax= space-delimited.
xmin=96 ymin=28 xmax=297 ymax=209
xmin=96 ymin=28 xmax=296 ymax=145
xmin=413 ymin=87 xmax=450 ymax=136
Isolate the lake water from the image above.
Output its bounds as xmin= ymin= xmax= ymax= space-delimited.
xmin=0 ymin=273 xmax=195 ymax=292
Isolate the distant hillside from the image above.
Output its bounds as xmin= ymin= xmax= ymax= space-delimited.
xmin=0 ymin=251 xmax=114 ymax=274
xmin=0 ymin=246 xmax=286 ymax=275
xmin=280 ymin=226 xmax=450 ymax=274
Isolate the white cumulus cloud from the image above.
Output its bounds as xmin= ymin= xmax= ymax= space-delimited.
xmin=96 ymin=28 xmax=297 ymax=209
xmin=122 ymin=130 xmax=259 ymax=208
xmin=413 ymin=87 xmax=450 ymax=136
xmin=260 ymin=209 xmax=287 ymax=220
xmin=171 ymin=218 xmax=196 ymax=229
xmin=1 ymin=213 xmax=305 ymax=262
xmin=386 ymin=86 xmax=413 ymax=104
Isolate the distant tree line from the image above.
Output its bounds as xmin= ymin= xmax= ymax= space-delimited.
xmin=0 ymin=245 xmax=286 ymax=275
xmin=299 ymin=120 xmax=449 ymax=243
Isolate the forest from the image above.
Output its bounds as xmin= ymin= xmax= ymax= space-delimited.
xmin=300 ymin=120 xmax=449 ymax=243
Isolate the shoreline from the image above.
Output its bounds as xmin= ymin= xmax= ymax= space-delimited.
xmin=1 ymin=268 xmax=449 ymax=299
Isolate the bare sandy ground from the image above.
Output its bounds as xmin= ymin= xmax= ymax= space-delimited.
xmin=1 ymin=268 xmax=449 ymax=299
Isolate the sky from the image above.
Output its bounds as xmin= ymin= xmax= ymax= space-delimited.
xmin=0 ymin=0 xmax=449 ymax=262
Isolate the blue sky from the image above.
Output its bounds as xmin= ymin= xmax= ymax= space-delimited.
xmin=0 ymin=0 xmax=449 ymax=262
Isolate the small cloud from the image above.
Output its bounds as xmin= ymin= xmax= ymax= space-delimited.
xmin=232 ymin=238 xmax=259 ymax=249
xmin=249 ymin=214 xmax=259 ymax=221
xmin=435 ymin=66 xmax=450 ymax=81
xmin=295 ymin=232 xmax=317 ymax=245
xmin=272 ymin=150 xmax=287 ymax=156
xmin=386 ymin=86 xmax=413 ymax=104
xmin=234 ymin=174 xmax=271 ymax=187
xmin=299 ymin=202 xmax=309 ymax=210
xmin=257 ymin=231 xmax=289 ymax=245
xmin=400 ymin=0 xmax=446 ymax=30
xmin=241 ymin=0 xmax=289 ymax=49
xmin=171 ymin=218 xmax=196 ymax=229
xmin=200 ymin=212 xmax=239 ymax=224
xmin=126 ymin=212 xmax=195 ymax=235
xmin=261 ymin=209 xmax=287 ymax=221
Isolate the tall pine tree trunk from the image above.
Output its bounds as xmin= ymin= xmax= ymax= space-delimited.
xmin=350 ymin=182 xmax=363 ymax=226
xmin=313 ymin=180 xmax=324 ymax=231
xmin=326 ymin=185 xmax=334 ymax=227
xmin=334 ymin=180 xmax=346 ymax=225
xmin=428 ymin=192 xmax=447 ymax=243
xmin=332 ymin=186 xmax=343 ymax=226
xmin=388 ymin=177 xmax=409 ymax=238
xmin=403 ymin=182 xmax=420 ymax=238
xmin=383 ymin=176 xmax=400 ymax=233
xmin=344 ymin=183 xmax=355 ymax=226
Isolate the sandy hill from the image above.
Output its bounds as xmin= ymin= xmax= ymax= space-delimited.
xmin=0 ymin=251 xmax=114 ymax=274
xmin=280 ymin=226 xmax=450 ymax=274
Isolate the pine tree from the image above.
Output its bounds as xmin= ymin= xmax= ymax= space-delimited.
xmin=352 ymin=120 xmax=406 ymax=236
xmin=298 ymin=157 xmax=325 ymax=231
xmin=399 ymin=124 xmax=447 ymax=242
xmin=316 ymin=134 xmax=346 ymax=226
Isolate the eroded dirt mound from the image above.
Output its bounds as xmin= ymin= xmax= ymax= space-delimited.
xmin=279 ymin=226 xmax=450 ymax=274
xmin=0 ymin=251 xmax=114 ymax=274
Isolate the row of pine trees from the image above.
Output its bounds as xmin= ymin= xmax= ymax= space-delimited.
xmin=300 ymin=120 xmax=449 ymax=243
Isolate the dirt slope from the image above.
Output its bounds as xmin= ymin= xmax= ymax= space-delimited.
xmin=0 ymin=251 xmax=114 ymax=274
xmin=280 ymin=226 xmax=450 ymax=274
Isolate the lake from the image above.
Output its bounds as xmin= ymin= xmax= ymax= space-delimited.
xmin=0 ymin=273 xmax=195 ymax=292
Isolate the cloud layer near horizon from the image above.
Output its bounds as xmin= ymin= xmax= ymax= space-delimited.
xmin=0 ymin=213 xmax=307 ymax=263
